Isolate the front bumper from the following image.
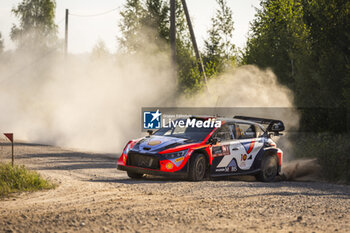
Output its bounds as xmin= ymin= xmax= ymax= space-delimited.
xmin=117 ymin=165 xmax=188 ymax=178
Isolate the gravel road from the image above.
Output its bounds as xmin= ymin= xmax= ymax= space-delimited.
xmin=0 ymin=142 xmax=349 ymax=233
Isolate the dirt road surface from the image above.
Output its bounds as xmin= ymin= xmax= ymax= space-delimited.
xmin=0 ymin=142 xmax=349 ymax=233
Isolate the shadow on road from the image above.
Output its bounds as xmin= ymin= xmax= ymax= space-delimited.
xmin=18 ymin=152 xmax=118 ymax=171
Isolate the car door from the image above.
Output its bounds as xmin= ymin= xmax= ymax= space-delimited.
xmin=210 ymin=123 xmax=237 ymax=175
xmin=232 ymin=123 xmax=264 ymax=171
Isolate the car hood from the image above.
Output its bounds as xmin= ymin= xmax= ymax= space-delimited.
xmin=131 ymin=135 xmax=195 ymax=154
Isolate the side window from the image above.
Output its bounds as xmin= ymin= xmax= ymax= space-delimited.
xmin=256 ymin=125 xmax=265 ymax=137
xmin=214 ymin=124 xmax=233 ymax=141
xmin=234 ymin=123 xmax=256 ymax=139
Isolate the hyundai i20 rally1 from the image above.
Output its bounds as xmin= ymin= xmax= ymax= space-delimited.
xmin=117 ymin=116 xmax=285 ymax=182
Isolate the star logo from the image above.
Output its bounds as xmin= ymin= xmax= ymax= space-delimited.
xmin=143 ymin=109 xmax=162 ymax=129
xmin=151 ymin=109 xmax=161 ymax=122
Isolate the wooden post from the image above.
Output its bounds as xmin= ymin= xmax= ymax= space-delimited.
xmin=11 ymin=138 xmax=14 ymax=167
xmin=181 ymin=0 xmax=208 ymax=89
xmin=64 ymin=9 xmax=69 ymax=57
xmin=4 ymin=133 xmax=14 ymax=167
xmin=170 ymin=0 xmax=176 ymax=65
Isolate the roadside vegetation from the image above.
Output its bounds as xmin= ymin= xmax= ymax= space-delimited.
xmin=0 ymin=163 xmax=55 ymax=198
xmin=242 ymin=0 xmax=350 ymax=182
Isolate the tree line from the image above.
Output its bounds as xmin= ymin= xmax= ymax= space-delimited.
xmin=243 ymin=0 xmax=350 ymax=133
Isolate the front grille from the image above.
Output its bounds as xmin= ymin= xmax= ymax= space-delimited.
xmin=126 ymin=152 xmax=160 ymax=170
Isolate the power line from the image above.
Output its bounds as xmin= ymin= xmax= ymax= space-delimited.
xmin=56 ymin=17 xmax=65 ymax=25
xmin=69 ymin=7 xmax=120 ymax=18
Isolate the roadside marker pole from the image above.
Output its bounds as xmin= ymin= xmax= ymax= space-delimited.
xmin=64 ymin=9 xmax=69 ymax=58
xmin=4 ymin=133 xmax=14 ymax=167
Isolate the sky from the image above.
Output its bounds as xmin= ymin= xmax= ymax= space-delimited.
xmin=0 ymin=0 xmax=261 ymax=54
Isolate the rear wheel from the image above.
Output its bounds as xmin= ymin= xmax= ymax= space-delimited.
xmin=188 ymin=154 xmax=207 ymax=181
xmin=127 ymin=171 xmax=144 ymax=179
xmin=256 ymin=155 xmax=278 ymax=182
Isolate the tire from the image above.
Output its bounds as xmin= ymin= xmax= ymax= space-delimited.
xmin=127 ymin=171 xmax=144 ymax=179
xmin=188 ymin=154 xmax=207 ymax=181
xmin=255 ymin=155 xmax=278 ymax=182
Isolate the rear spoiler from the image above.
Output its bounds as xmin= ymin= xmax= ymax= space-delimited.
xmin=234 ymin=116 xmax=285 ymax=136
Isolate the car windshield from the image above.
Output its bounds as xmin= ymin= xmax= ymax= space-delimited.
xmin=154 ymin=118 xmax=215 ymax=142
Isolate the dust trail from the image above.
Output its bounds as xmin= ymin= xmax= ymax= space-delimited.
xmin=281 ymin=159 xmax=321 ymax=181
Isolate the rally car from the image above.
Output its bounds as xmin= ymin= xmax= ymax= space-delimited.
xmin=117 ymin=116 xmax=285 ymax=182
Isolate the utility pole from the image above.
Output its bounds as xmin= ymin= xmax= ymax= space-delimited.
xmin=64 ymin=9 xmax=69 ymax=57
xmin=181 ymin=0 xmax=208 ymax=88
xmin=170 ymin=0 xmax=176 ymax=66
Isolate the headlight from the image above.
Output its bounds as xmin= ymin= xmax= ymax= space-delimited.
xmin=163 ymin=150 xmax=188 ymax=160
xmin=123 ymin=142 xmax=132 ymax=155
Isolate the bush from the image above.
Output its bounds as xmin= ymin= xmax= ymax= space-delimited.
xmin=0 ymin=163 xmax=55 ymax=197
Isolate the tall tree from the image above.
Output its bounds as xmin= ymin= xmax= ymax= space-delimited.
xmin=10 ymin=0 xmax=58 ymax=51
xmin=118 ymin=0 xmax=146 ymax=53
xmin=91 ymin=40 xmax=110 ymax=61
xmin=243 ymin=0 xmax=310 ymax=89
xmin=301 ymin=0 xmax=350 ymax=108
xmin=204 ymin=0 xmax=236 ymax=75
xmin=144 ymin=0 xmax=169 ymax=42
xmin=118 ymin=0 xmax=201 ymax=93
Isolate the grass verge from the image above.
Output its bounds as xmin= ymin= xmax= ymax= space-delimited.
xmin=0 ymin=162 xmax=55 ymax=198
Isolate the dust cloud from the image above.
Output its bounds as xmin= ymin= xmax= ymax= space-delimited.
xmin=281 ymin=159 xmax=321 ymax=181
xmin=0 ymin=35 xmax=300 ymax=158
xmin=178 ymin=65 xmax=300 ymax=162
xmin=178 ymin=65 xmax=299 ymax=129
xmin=0 ymin=39 xmax=175 ymax=153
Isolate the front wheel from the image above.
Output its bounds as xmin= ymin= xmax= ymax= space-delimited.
xmin=188 ymin=154 xmax=207 ymax=181
xmin=255 ymin=155 xmax=278 ymax=182
xmin=127 ymin=171 xmax=144 ymax=179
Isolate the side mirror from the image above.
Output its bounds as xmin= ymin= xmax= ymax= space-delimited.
xmin=267 ymin=121 xmax=285 ymax=133
xmin=209 ymin=137 xmax=221 ymax=145
xmin=147 ymin=130 xmax=153 ymax=136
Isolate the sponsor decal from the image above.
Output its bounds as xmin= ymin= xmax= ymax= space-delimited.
xmin=215 ymin=159 xmax=238 ymax=173
xmin=241 ymin=140 xmax=255 ymax=154
xmin=148 ymin=140 xmax=162 ymax=146
xmin=215 ymin=168 xmax=225 ymax=172
xmin=226 ymin=159 xmax=238 ymax=172
xmin=241 ymin=154 xmax=253 ymax=161
xmin=212 ymin=145 xmax=230 ymax=157
xmin=175 ymin=157 xmax=184 ymax=163
xmin=225 ymin=166 xmax=237 ymax=172
xmin=166 ymin=162 xmax=174 ymax=170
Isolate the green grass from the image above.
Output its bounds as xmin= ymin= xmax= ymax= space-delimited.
xmin=0 ymin=163 xmax=56 ymax=198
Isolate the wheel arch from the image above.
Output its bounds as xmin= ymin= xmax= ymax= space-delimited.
xmin=188 ymin=148 xmax=211 ymax=176
xmin=253 ymin=148 xmax=279 ymax=170
xmin=191 ymin=148 xmax=210 ymax=165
